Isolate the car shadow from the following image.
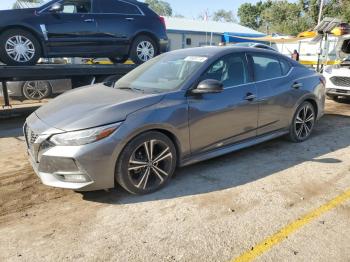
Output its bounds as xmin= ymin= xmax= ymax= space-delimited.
xmin=81 ymin=113 xmax=350 ymax=205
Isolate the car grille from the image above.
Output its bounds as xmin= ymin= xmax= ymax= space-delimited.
xmin=330 ymin=76 xmax=350 ymax=87
xmin=24 ymin=124 xmax=39 ymax=149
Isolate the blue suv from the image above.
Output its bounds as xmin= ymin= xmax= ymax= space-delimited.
xmin=0 ymin=0 xmax=168 ymax=65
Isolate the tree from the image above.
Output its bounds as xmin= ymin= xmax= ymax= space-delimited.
xmin=237 ymin=0 xmax=272 ymax=30
xmin=261 ymin=0 xmax=311 ymax=35
xmin=145 ymin=0 xmax=172 ymax=17
xmin=212 ymin=9 xmax=237 ymax=23
xmin=13 ymin=0 xmax=42 ymax=9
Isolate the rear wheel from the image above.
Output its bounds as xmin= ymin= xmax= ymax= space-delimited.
xmin=288 ymin=101 xmax=316 ymax=142
xmin=0 ymin=29 xmax=41 ymax=66
xmin=22 ymin=81 xmax=52 ymax=100
xmin=116 ymin=132 xmax=177 ymax=195
xmin=130 ymin=35 xmax=158 ymax=64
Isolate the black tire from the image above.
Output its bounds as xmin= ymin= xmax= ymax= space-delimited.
xmin=288 ymin=101 xmax=316 ymax=143
xmin=109 ymin=56 xmax=128 ymax=64
xmin=0 ymin=29 xmax=41 ymax=66
xmin=116 ymin=131 xmax=177 ymax=195
xmin=22 ymin=80 xmax=52 ymax=100
xmin=129 ymin=35 xmax=158 ymax=64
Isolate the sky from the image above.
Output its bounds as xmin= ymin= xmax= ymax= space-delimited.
xmin=0 ymin=0 xmax=269 ymax=18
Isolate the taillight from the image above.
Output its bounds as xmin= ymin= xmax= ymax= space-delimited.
xmin=159 ymin=16 xmax=166 ymax=29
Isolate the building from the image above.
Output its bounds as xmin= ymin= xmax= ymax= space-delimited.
xmin=165 ymin=17 xmax=264 ymax=51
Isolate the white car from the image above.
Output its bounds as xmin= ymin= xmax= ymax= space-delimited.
xmin=323 ymin=35 xmax=350 ymax=101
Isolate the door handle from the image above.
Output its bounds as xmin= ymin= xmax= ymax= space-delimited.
xmin=292 ymin=82 xmax=303 ymax=89
xmin=245 ymin=93 xmax=256 ymax=101
xmin=125 ymin=17 xmax=135 ymax=21
xmin=84 ymin=18 xmax=95 ymax=22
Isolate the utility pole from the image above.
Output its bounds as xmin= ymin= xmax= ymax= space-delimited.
xmin=318 ymin=0 xmax=325 ymax=25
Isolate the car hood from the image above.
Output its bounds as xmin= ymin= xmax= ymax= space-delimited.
xmin=35 ymin=84 xmax=164 ymax=132
xmin=0 ymin=8 xmax=37 ymax=17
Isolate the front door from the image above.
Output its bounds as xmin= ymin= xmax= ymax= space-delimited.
xmin=40 ymin=0 xmax=99 ymax=56
xmin=188 ymin=53 xmax=259 ymax=155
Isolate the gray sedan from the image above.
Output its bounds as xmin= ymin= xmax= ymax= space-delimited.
xmin=0 ymin=79 xmax=71 ymax=100
xmin=24 ymin=47 xmax=325 ymax=194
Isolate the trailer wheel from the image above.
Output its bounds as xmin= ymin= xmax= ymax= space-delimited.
xmin=109 ymin=56 xmax=128 ymax=64
xmin=22 ymin=80 xmax=52 ymax=100
xmin=0 ymin=29 xmax=41 ymax=66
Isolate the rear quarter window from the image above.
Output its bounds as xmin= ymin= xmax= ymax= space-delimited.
xmin=97 ymin=0 xmax=142 ymax=14
xmin=279 ymin=58 xmax=292 ymax=75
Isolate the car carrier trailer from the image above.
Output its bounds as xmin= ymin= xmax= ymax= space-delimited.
xmin=0 ymin=63 xmax=137 ymax=109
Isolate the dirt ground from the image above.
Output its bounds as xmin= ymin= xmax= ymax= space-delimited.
xmin=0 ymin=99 xmax=350 ymax=262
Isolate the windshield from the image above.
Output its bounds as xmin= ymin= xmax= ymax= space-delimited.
xmin=114 ymin=53 xmax=208 ymax=93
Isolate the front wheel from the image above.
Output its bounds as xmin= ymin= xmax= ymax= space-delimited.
xmin=0 ymin=29 xmax=41 ymax=66
xmin=116 ymin=132 xmax=177 ymax=195
xmin=288 ymin=101 xmax=316 ymax=143
xmin=130 ymin=35 xmax=158 ymax=64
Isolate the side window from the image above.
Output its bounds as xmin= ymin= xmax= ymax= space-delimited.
xmin=280 ymin=58 xmax=292 ymax=75
xmin=97 ymin=0 xmax=142 ymax=14
xmin=251 ymin=54 xmax=282 ymax=81
xmin=61 ymin=0 xmax=91 ymax=13
xmin=201 ymin=54 xmax=250 ymax=88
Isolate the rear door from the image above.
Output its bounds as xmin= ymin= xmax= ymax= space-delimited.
xmin=41 ymin=0 xmax=99 ymax=55
xmin=93 ymin=0 xmax=144 ymax=54
xmin=248 ymin=53 xmax=295 ymax=135
xmin=188 ymin=53 xmax=259 ymax=155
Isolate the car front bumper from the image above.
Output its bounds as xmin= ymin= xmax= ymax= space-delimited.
xmin=24 ymin=114 xmax=123 ymax=191
xmin=324 ymin=70 xmax=350 ymax=97
xmin=326 ymin=88 xmax=350 ymax=97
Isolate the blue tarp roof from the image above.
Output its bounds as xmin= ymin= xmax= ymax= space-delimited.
xmin=223 ymin=32 xmax=266 ymax=43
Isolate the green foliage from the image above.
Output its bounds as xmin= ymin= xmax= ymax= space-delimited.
xmin=261 ymin=0 xmax=313 ymax=35
xmin=212 ymin=9 xmax=237 ymax=23
xmin=145 ymin=0 xmax=172 ymax=17
xmin=13 ymin=0 xmax=43 ymax=9
xmin=237 ymin=0 xmax=272 ymax=30
xmin=238 ymin=0 xmax=350 ymax=35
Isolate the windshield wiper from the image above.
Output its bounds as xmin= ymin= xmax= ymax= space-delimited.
xmin=118 ymin=87 xmax=144 ymax=92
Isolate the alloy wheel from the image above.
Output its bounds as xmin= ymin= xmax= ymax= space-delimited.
xmin=128 ymin=139 xmax=173 ymax=190
xmin=294 ymin=103 xmax=315 ymax=140
xmin=5 ymin=35 xmax=35 ymax=63
xmin=23 ymin=81 xmax=50 ymax=100
xmin=136 ymin=41 xmax=155 ymax=62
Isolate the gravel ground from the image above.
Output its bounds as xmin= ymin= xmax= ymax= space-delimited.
xmin=0 ymin=99 xmax=349 ymax=262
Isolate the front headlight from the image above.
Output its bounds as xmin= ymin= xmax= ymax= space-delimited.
xmin=50 ymin=123 xmax=122 ymax=146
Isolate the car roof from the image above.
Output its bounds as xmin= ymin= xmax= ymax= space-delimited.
xmin=167 ymin=46 xmax=301 ymax=67
xmin=168 ymin=46 xmax=277 ymax=58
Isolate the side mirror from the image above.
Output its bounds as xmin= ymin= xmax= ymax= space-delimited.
xmin=49 ymin=3 xmax=63 ymax=13
xmin=191 ymin=79 xmax=224 ymax=94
